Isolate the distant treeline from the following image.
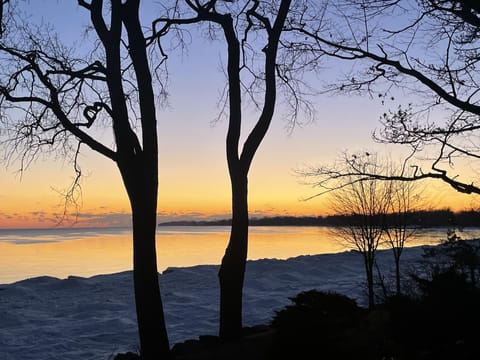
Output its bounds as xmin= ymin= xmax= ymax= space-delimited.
xmin=159 ymin=209 xmax=480 ymax=228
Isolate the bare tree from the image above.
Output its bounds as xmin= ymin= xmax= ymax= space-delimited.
xmin=0 ymin=1 xmax=169 ymax=358
xmin=301 ymin=152 xmax=426 ymax=298
xmin=384 ymin=167 xmax=423 ymax=295
xmin=149 ymin=0 xmax=320 ymax=340
xmin=303 ymin=153 xmax=392 ymax=308
xmin=288 ymin=0 xmax=480 ymax=197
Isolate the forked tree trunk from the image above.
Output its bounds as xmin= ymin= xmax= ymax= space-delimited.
xmin=218 ymin=172 xmax=248 ymax=340
xmin=216 ymin=0 xmax=291 ymax=341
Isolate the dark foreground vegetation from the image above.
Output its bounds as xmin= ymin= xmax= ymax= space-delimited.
xmin=116 ymin=238 xmax=480 ymax=360
xmin=159 ymin=209 xmax=480 ymax=228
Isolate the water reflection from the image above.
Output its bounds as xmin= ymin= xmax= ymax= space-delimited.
xmin=0 ymin=226 xmax=479 ymax=284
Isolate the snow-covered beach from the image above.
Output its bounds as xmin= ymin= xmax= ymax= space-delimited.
xmin=0 ymin=245 xmax=426 ymax=360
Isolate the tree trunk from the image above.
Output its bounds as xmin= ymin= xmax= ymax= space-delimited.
xmin=122 ymin=160 xmax=170 ymax=359
xmin=365 ymin=259 xmax=375 ymax=309
xmin=218 ymin=172 xmax=248 ymax=340
xmin=394 ymin=255 xmax=401 ymax=296
xmin=131 ymin=200 xmax=170 ymax=359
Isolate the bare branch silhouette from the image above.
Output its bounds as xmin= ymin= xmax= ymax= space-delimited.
xmin=289 ymin=0 xmax=480 ymax=197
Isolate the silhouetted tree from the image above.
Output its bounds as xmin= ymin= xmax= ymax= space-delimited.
xmin=303 ymin=153 xmax=392 ymax=308
xmin=301 ymin=152 xmax=426 ymax=299
xmin=216 ymin=0 xmax=293 ymax=340
xmin=151 ymin=0 xmax=315 ymax=340
xmin=384 ymin=171 xmax=423 ymax=295
xmin=290 ymin=0 xmax=480 ymax=197
xmin=0 ymin=1 xmax=169 ymax=358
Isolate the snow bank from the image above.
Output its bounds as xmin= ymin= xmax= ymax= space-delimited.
xmin=0 ymin=246 xmax=425 ymax=360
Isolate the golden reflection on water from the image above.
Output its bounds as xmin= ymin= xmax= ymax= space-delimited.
xmin=0 ymin=226 xmax=473 ymax=284
xmin=0 ymin=234 xmax=133 ymax=284
xmin=0 ymin=227 xmax=347 ymax=284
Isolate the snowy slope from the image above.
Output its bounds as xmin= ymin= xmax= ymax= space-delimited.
xmin=0 ymin=246 xmax=425 ymax=360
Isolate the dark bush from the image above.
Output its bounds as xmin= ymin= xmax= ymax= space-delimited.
xmin=268 ymin=290 xmax=383 ymax=360
xmin=381 ymin=268 xmax=480 ymax=360
xmin=417 ymin=269 xmax=480 ymax=344
xmin=268 ymin=277 xmax=480 ymax=360
xmin=421 ymin=237 xmax=480 ymax=286
xmin=271 ymin=289 xmax=360 ymax=330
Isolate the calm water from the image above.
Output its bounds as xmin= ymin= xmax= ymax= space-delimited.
xmin=1 ymin=226 xmax=479 ymax=284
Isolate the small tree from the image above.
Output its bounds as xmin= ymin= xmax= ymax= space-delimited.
xmin=307 ymin=153 xmax=392 ymax=308
xmin=301 ymin=152 xmax=425 ymax=301
xmin=384 ymin=170 xmax=423 ymax=295
xmin=0 ymin=1 xmax=169 ymax=357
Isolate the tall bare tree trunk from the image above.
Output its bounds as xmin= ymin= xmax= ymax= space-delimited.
xmin=394 ymin=252 xmax=402 ymax=295
xmin=132 ymin=195 xmax=170 ymax=359
xmin=364 ymin=254 xmax=375 ymax=309
xmin=121 ymin=158 xmax=170 ymax=359
xmin=219 ymin=172 xmax=248 ymax=339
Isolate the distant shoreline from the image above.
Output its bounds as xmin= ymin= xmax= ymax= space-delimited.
xmin=158 ymin=210 xmax=480 ymax=228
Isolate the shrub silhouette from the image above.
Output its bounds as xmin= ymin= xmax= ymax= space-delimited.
xmin=412 ymin=269 xmax=480 ymax=358
xmin=269 ymin=290 xmax=372 ymax=359
xmin=269 ymin=275 xmax=480 ymax=360
xmin=271 ymin=289 xmax=360 ymax=329
xmin=421 ymin=237 xmax=480 ymax=286
xmin=379 ymin=268 xmax=480 ymax=360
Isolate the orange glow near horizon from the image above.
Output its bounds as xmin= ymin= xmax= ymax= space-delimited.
xmin=1 ymin=123 xmax=478 ymax=230
xmin=0 ymin=176 xmax=478 ymax=229
xmin=1 ymin=141 xmax=479 ymax=230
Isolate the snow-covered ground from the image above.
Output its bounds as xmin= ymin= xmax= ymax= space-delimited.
xmin=0 ymin=246 xmax=426 ymax=360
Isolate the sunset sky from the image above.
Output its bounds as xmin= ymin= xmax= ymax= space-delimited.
xmin=0 ymin=1 xmax=478 ymax=229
